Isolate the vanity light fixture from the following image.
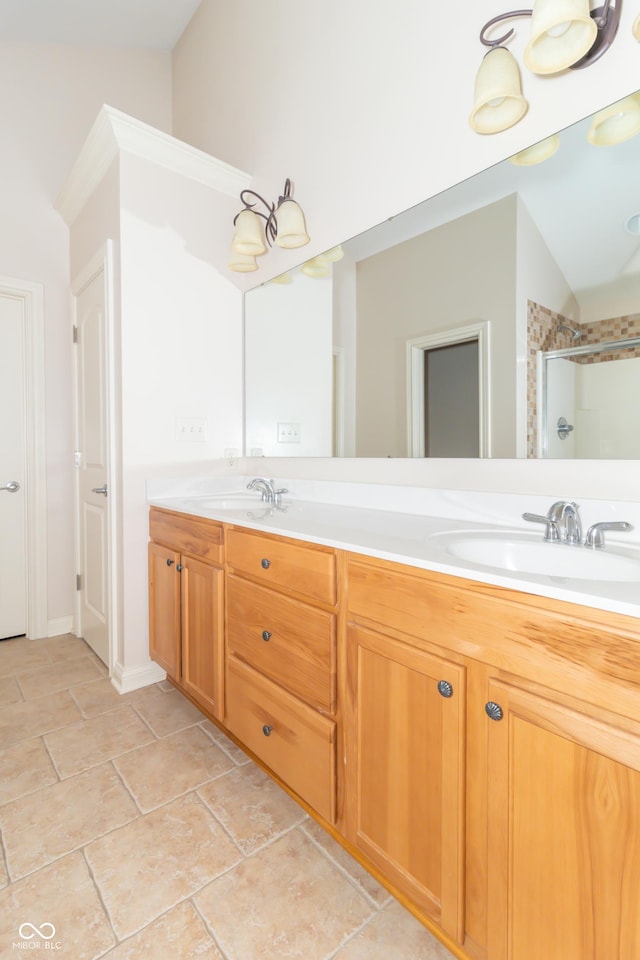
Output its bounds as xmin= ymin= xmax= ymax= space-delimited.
xmin=301 ymin=244 xmax=345 ymax=279
xmin=587 ymin=92 xmax=640 ymax=144
xmin=634 ymin=12 xmax=640 ymax=37
xmin=470 ymin=0 xmax=623 ymax=134
xmin=229 ymin=178 xmax=310 ymax=273
xmin=509 ymin=133 xmax=560 ymax=164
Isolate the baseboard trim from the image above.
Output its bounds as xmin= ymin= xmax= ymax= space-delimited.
xmin=47 ymin=617 xmax=74 ymax=638
xmin=111 ymin=659 xmax=166 ymax=694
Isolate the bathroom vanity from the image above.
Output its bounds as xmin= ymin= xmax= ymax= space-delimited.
xmin=148 ymin=487 xmax=640 ymax=960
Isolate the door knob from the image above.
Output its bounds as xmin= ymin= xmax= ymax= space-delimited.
xmin=92 ymin=485 xmax=108 ymax=497
xmin=0 ymin=481 xmax=20 ymax=493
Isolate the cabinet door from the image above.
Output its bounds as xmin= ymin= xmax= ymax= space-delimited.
xmin=181 ymin=554 xmax=223 ymax=720
xmin=148 ymin=541 xmax=180 ymax=679
xmin=486 ymin=680 xmax=640 ymax=960
xmin=345 ymin=624 xmax=466 ymax=941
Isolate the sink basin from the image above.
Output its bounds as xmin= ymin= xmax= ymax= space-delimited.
xmin=445 ymin=534 xmax=640 ymax=582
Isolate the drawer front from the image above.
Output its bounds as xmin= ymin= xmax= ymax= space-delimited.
xmin=226 ymin=528 xmax=336 ymax=605
xmin=227 ymin=575 xmax=336 ymax=713
xmin=149 ymin=508 xmax=223 ymax=565
xmin=225 ymin=656 xmax=336 ymax=823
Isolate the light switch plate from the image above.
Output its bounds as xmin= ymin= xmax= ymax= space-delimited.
xmin=175 ymin=417 xmax=207 ymax=442
xmin=277 ymin=421 xmax=301 ymax=443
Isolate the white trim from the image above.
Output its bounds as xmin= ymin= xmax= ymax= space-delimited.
xmin=111 ymin=659 xmax=166 ymax=694
xmin=0 ymin=276 xmax=48 ymax=639
xmin=71 ymin=242 xmax=117 ymax=674
xmin=406 ymin=321 xmax=491 ymax=458
xmin=56 ymin=105 xmax=253 ymax=225
xmin=47 ymin=616 xmax=74 ymax=638
xmin=332 ymin=347 xmax=345 ymax=457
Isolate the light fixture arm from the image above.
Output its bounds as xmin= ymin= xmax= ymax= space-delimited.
xmin=480 ymin=9 xmax=533 ymax=48
xmin=234 ymin=178 xmax=295 ymax=248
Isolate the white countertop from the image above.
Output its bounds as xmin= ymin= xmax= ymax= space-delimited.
xmin=147 ymin=477 xmax=640 ymax=621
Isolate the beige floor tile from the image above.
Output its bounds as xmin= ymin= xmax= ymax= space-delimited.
xmin=302 ymin=819 xmax=392 ymax=908
xmin=0 ymin=674 xmax=23 ymax=707
xmin=0 ymin=854 xmax=7 ymax=890
xmin=114 ymin=726 xmax=234 ymax=813
xmin=86 ymin=793 xmax=242 ymax=940
xmin=16 ymin=657 xmax=104 ymax=700
xmin=198 ymin=762 xmax=306 ymax=855
xmin=195 ymin=828 xmax=375 ymax=960
xmin=0 ymin=737 xmax=58 ymax=805
xmin=37 ymin=635 xmax=94 ymax=663
xmin=0 ymin=762 xmax=138 ymax=880
xmin=0 ymin=691 xmax=82 ymax=750
xmin=332 ymin=899 xmax=456 ymax=960
xmin=44 ymin=705 xmax=155 ymax=779
xmin=70 ymin=678 xmax=127 ymax=717
xmin=102 ymin=901 xmax=224 ymax=959
xmin=0 ymin=851 xmax=115 ymax=958
xmin=200 ymin=720 xmax=251 ymax=765
xmin=132 ymin=687 xmax=203 ymax=737
xmin=0 ymin=638 xmax=51 ymax=679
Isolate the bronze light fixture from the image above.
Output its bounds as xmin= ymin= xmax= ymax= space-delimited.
xmin=229 ymin=178 xmax=310 ymax=273
xmin=469 ymin=0 xmax=624 ymax=135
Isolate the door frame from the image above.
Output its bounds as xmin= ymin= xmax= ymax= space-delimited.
xmin=406 ymin=321 xmax=491 ymax=458
xmin=71 ymin=242 xmax=117 ymax=671
xmin=0 ymin=276 xmax=48 ymax=639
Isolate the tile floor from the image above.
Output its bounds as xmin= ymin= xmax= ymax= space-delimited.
xmin=0 ymin=634 xmax=457 ymax=959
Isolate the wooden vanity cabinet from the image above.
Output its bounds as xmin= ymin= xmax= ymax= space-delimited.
xmin=148 ymin=507 xmax=224 ymax=719
xmin=224 ymin=527 xmax=339 ymax=824
xmin=345 ymin=551 xmax=640 ymax=960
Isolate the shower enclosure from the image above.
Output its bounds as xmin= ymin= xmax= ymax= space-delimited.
xmin=537 ymin=336 xmax=640 ymax=458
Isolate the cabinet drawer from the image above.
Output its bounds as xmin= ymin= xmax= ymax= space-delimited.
xmin=149 ymin=508 xmax=223 ymax=565
xmin=226 ymin=528 xmax=336 ymax=605
xmin=225 ymin=656 xmax=336 ymax=823
xmin=227 ymin=575 xmax=336 ymax=713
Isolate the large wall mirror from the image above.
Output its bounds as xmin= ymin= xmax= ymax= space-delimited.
xmin=244 ymin=91 xmax=640 ymax=459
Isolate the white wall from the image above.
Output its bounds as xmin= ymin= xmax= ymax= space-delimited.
xmin=245 ymin=275 xmax=333 ymax=457
xmin=0 ymin=42 xmax=172 ymax=631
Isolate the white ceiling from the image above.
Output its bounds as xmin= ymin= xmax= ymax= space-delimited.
xmin=0 ymin=0 xmax=202 ymax=50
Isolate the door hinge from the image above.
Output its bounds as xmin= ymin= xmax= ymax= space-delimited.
xmin=74 ymin=451 xmax=82 ymax=469
xmin=72 ymin=325 xmax=78 ymax=344
xmin=76 ymin=574 xmax=81 ymax=591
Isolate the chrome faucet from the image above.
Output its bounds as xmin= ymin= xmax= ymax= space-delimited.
xmin=523 ymin=500 xmax=582 ymax=544
xmin=246 ymin=477 xmax=288 ymax=507
xmin=584 ymin=520 xmax=633 ymax=549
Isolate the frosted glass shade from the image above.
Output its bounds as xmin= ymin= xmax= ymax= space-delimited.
xmin=320 ymin=245 xmax=344 ymax=262
xmin=275 ymin=199 xmax=310 ymax=249
xmin=634 ymin=14 xmax=640 ymax=41
xmin=301 ymin=257 xmax=330 ymax=278
xmin=509 ymin=134 xmax=560 ymax=166
xmin=231 ymin=209 xmax=267 ymax=256
xmin=469 ymin=48 xmax=528 ymax=134
xmin=228 ymin=249 xmax=258 ymax=273
xmin=587 ymin=94 xmax=640 ymax=145
xmin=524 ymin=0 xmax=597 ymax=74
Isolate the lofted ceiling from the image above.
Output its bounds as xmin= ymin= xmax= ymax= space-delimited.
xmin=0 ymin=0 xmax=202 ymax=50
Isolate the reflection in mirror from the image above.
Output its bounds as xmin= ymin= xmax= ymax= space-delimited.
xmin=538 ymin=335 xmax=640 ymax=458
xmin=244 ymin=91 xmax=640 ymax=459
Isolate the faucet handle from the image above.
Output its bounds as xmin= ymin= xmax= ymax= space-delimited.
xmin=273 ymin=488 xmax=288 ymax=507
xmin=522 ymin=512 xmax=560 ymax=542
xmin=584 ymin=521 xmax=633 ymax=549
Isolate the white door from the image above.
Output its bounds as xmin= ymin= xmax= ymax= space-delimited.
xmin=0 ymin=294 xmax=27 ymax=639
xmin=73 ymin=262 xmax=110 ymax=666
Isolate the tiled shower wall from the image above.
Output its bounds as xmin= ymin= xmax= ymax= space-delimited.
xmin=526 ymin=301 xmax=640 ymax=458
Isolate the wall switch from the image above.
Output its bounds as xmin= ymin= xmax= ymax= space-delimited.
xmin=175 ymin=417 xmax=207 ymax=442
xmin=277 ymin=421 xmax=301 ymax=443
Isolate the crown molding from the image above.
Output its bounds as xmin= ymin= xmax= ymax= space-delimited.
xmin=56 ymin=105 xmax=252 ymax=225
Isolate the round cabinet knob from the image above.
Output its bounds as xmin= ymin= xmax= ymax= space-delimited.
xmin=261 ymin=558 xmax=271 ymax=569
xmin=176 ymin=563 xmax=183 ymax=572
xmin=262 ymin=630 xmax=272 ymax=642
xmin=262 ymin=724 xmax=273 ymax=737
xmin=485 ymin=701 xmax=504 ymax=721
xmin=166 ymin=558 xmax=174 ymax=567
xmin=437 ymin=680 xmax=453 ymax=698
